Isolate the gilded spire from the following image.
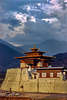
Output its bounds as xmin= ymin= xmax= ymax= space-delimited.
xmin=34 ymin=44 xmax=35 ymax=49
xmin=29 ymin=44 xmax=40 ymax=52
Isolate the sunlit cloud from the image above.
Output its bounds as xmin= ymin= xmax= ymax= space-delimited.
xmin=40 ymin=3 xmax=62 ymax=15
xmin=13 ymin=12 xmax=36 ymax=23
xmin=21 ymin=4 xmax=40 ymax=12
xmin=36 ymin=0 xmax=66 ymax=18
xmin=29 ymin=16 xmax=36 ymax=23
xmin=42 ymin=17 xmax=61 ymax=29
xmin=0 ymin=23 xmax=25 ymax=39
xmin=64 ymin=0 xmax=67 ymax=7
xmin=37 ymin=3 xmax=41 ymax=6
xmin=13 ymin=12 xmax=28 ymax=23
xmin=64 ymin=0 xmax=67 ymax=2
xmin=50 ymin=0 xmax=58 ymax=4
xmin=42 ymin=18 xmax=59 ymax=24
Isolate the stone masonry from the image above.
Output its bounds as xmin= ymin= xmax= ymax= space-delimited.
xmin=1 ymin=68 xmax=67 ymax=93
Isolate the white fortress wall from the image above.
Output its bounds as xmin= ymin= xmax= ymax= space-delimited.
xmin=1 ymin=68 xmax=67 ymax=93
xmin=1 ymin=68 xmax=22 ymax=91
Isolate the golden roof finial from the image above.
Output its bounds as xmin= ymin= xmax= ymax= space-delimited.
xmin=34 ymin=43 xmax=35 ymax=49
xmin=29 ymin=44 xmax=40 ymax=51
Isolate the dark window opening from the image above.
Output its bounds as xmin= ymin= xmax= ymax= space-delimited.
xmin=34 ymin=74 xmax=36 ymax=79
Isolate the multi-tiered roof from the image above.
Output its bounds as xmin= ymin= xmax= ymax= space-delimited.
xmin=15 ymin=44 xmax=55 ymax=68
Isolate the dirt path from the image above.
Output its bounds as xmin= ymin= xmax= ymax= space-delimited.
xmin=20 ymin=93 xmax=67 ymax=100
xmin=0 ymin=86 xmax=67 ymax=100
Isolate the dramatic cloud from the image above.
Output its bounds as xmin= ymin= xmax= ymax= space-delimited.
xmin=42 ymin=17 xmax=61 ymax=29
xmin=13 ymin=12 xmax=28 ymax=23
xmin=13 ymin=12 xmax=36 ymax=23
xmin=22 ymin=4 xmax=40 ymax=12
xmin=42 ymin=18 xmax=59 ymax=24
xmin=0 ymin=0 xmax=67 ymax=45
xmin=0 ymin=23 xmax=24 ymax=39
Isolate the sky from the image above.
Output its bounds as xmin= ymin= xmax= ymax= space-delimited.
xmin=0 ymin=0 xmax=67 ymax=46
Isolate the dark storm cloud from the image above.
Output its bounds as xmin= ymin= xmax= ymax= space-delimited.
xmin=4 ymin=20 xmax=59 ymax=45
xmin=1 ymin=18 xmax=21 ymax=27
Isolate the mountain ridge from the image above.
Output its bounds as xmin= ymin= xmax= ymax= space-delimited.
xmin=0 ymin=39 xmax=25 ymax=53
xmin=52 ymin=52 xmax=67 ymax=68
xmin=0 ymin=40 xmax=24 ymax=72
xmin=17 ymin=39 xmax=67 ymax=56
xmin=0 ymin=39 xmax=67 ymax=72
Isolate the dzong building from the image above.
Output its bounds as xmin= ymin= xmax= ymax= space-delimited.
xmin=1 ymin=45 xmax=67 ymax=93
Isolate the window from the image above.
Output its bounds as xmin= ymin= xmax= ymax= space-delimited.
xmin=37 ymin=61 xmax=42 ymax=67
xmin=50 ymin=73 xmax=53 ymax=77
xmin=42 ymin=73 xmax=46 ymax=77
xmin=37 ymin=73 xmax=40 ymax=78
xmin=57 ymin=72 xmax=61 ymax=77
xmin=20 ymin=63 xmax=25 ymax=67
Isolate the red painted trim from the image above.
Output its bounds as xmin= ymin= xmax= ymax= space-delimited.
xmin=21 ymin=60 xmax=25 ymax=63
xmin=38 ymin=77 xmax=60 ymax=78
